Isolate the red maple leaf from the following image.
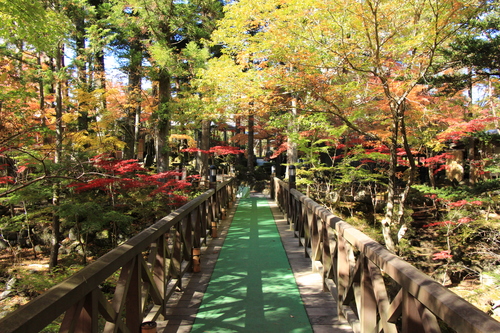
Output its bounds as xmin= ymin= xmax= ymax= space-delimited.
xmin=181 ymin=147 xmax=210 ymax=154
xmin=0 ymin=176 xmax=14 ymax=184
xmin=209 ymin=145 xmax=245 ymax=155
xmin=432 ymin=250 xmax=452 ymax=260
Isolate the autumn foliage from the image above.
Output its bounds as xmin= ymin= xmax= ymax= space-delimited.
xmin=69 ymin=154 xmax=193 ymax=207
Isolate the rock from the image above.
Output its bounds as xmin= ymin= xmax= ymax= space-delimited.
xmin=354 ymin=190 xmax=371 ymax=203
xmin=96 ymin=230 xmax=109 ymax=240
xmin=58 ymin=246 xmax=70 ymax=255
xmin=68 ymin=228 xmax=79 ymax=241
xmin=490 ymin=300 xmax=500 ymax=317
xmin=36 ymin=228 xmax=52 ymax=246
xmin=0 ymin=277 xmax=17 ymax=301
xmin=0 ymin=239 xmax=9 ymax=250
xmin=481 ymin=272 xmax=499 ymax=287
xmin=0 ymin=290 xmax=12 ymax=300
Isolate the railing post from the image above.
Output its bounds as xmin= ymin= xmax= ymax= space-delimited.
xmin=270 ymin=165 xmax=276 ymax=200
xmin=227 ymin=176 xmax=235 ymax=207
xmin=191 ymin=205 xmax=203 ymax=273
xmin=289 ymin=164 xmax=296 ymax=189
xmin=219 ymin=179 xmax=227 ymax=220
xmin=360 ymin=255 xmax=377 ymax=332
xmin=192 ymin=247 xmax=201 ymax=273
xmin=141 ymin=321 xmax=157 ymax=333
xmin=209 ymin=165 xmax=218 ymax=238
xmin=288 ymin=165 xmax=296 ymax=229
xmin=125 ymin=257 xmax=141 ymax=333
xmin=337 ymin=224 xmax=348 ymax=319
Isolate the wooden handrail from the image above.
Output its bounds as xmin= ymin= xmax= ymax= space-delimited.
xmin=0 ymin=178 xmax=236 ymax=333
xmin=272 ymin=177 xmax=500 ymax=333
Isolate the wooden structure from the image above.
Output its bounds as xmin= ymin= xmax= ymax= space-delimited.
xmin=0 ymin=178 xmax=235 ymax=333
xmin=272 ymin=177 xmax=500 ymax=333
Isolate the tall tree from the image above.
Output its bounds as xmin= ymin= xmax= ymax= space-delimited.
xmin=432 ymin=2 xmax=500 ymax=123
xmin=111 ymin=0 xmax=223 ymax=172
xmin=65 ymin=0 xmax=112 ymax=132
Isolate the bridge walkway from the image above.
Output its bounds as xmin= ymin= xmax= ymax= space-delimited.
xmin=155 ymin=193 xmax=353 ymax=333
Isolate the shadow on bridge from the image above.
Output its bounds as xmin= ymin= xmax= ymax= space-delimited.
xmin=159 ymin=194 xmax=352 ymax=333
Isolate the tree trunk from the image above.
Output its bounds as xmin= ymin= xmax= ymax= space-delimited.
xmin=247 ymin=114 xmax=255 ymax=180
xmin=235 ymin=116 xmax=242 ymax=166
xmin=156 ymin=70 xmax=171 ymax=173
xmin=37 ymin=53 xmax=45 ymax=110
xmin=381 ymin=154 xmax=397 ymax=252
xmin=75 ymin=14 xmax=90 ymax=131
xmin=95 ymin=52 xmax=107 ymax=112
xmin=395 ymin=113 xmax=418 ymax=243
xmin=287 ymin=96 xmax=298 ymax=174
xmin=380 ymin=112 xmax=399 ymax=252
xmin=426 ymin=148 xmax=437 ymax=188
xmin=50 ymin=186 xmax=61 ymax=269
xmin=199 ymin=119 xmax=211 ymax=180
xmin=50 ymin=45 xmax=64 ymax=269
xmin=124 ymin=40 xmax=143 ymax=159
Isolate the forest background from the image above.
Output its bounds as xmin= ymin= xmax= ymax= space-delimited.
xmin=2 ymin=0 xmax=500 ymax=319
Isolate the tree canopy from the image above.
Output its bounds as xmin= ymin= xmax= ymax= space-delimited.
xmin=1 ymin=0 xmax=499 ymax=263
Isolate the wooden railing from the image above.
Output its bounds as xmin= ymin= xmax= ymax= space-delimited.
xmin=0 ymin=178 xmax=236 ymax=333
xmin=272 ymin=177 xmax=500 ymax=333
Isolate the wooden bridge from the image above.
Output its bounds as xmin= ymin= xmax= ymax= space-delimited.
xmin=0 ymin=177 xmax=499 ymax=333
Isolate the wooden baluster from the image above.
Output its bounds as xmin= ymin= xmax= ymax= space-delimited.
xmin=183 ymin=215 xmax=193 ymax=262
xmin=402 ymin=292 xmax=430 ymax=333
xmin=200 ymin=202 xmax=208 ymax=243
xmin=154 ymin=237 xmax=167 ymax=317
xmin=321 ymin=218 xmax=332 ymax=292
xmin=337 ymin=226 xmax=348 ymax=317
xmin=60 ymin=298 xmax=86 ymax=333
xmin=209 ymin=177 xmax=218 ymax=238
xmin=360 ymin=255 xmax=377 ymax=333
xmin=126 ymin=257 xmax=141 ymax=333
xmin=302 ymin=201 xmax=309 ymax=251
xmin=367 ymin=260 xmax=398 ymax=333
xmin=220 ymin=185 xmax=227 ymax=219
xmin=192 ymin=210 xmax=202 ymax=273
xmin=286 ymin=186 xmax=292 ymax=226
xmin=310 ymin=207 xmax=320 ymax=260
xmin=172 ymin=223 xmax=182 ymax=279
xmin=303 ymin=204 xmax=309 ymax=252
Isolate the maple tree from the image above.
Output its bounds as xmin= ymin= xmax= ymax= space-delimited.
xmin=1 ymin=146 xmax=197 ymax=259
xmin=210 ymin=0 xmax=487 ymax=251
xmin=61 ymin=154 xmax=194 ymax=262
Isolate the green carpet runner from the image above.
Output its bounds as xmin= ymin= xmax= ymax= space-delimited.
xmin=191 ymin=197 xmax=313 ymax=333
